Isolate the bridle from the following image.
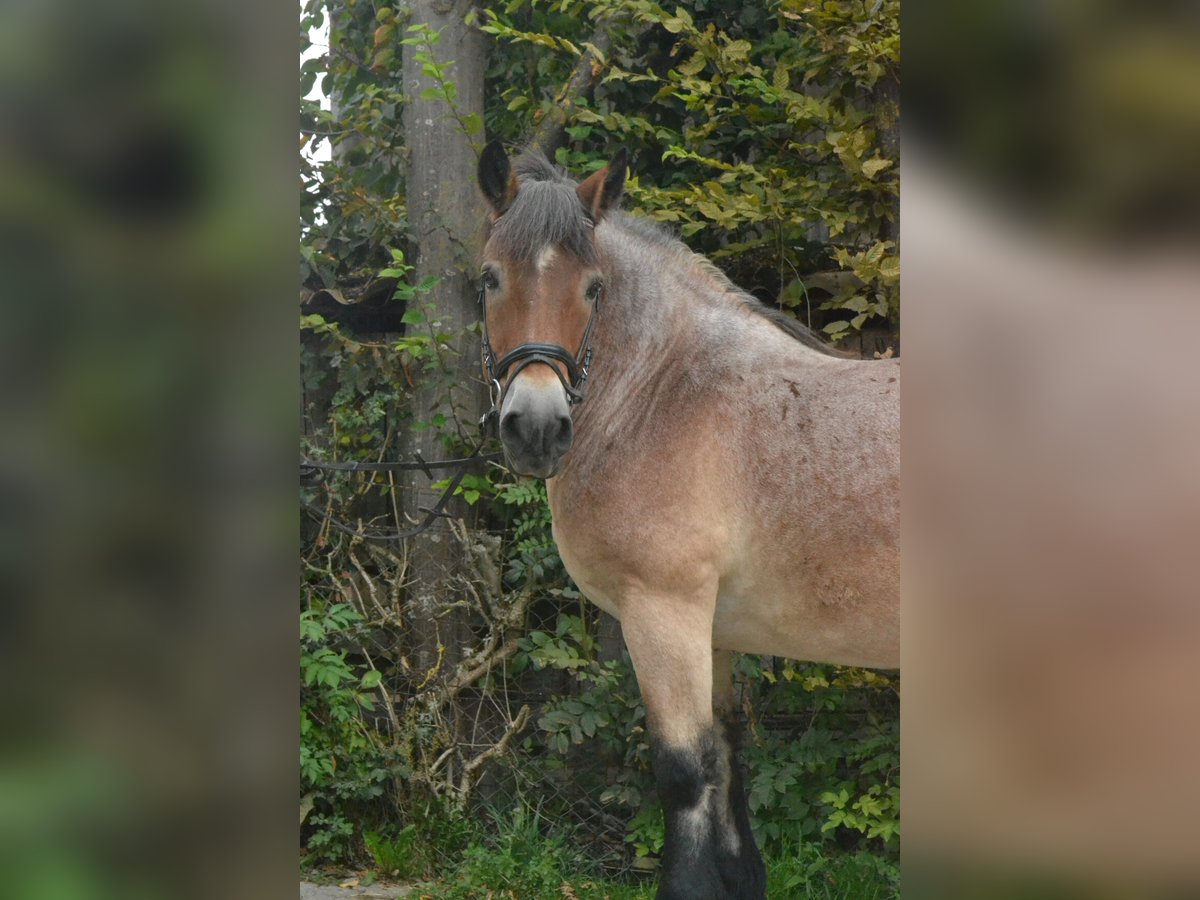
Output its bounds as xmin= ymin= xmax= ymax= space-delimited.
xmin=478 ymin=279 xmax=600 ymax=418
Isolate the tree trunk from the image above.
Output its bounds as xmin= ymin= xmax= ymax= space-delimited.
xmin=400 ymin=0 xmax=487 ymax=679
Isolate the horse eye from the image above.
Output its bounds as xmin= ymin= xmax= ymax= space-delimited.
xmin=481 ymin=271 xmax=499 ymax=292
xmin=586 ymin=280 xmax=603 ymax=303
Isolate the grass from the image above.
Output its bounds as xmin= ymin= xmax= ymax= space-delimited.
xmin=767 ymin=842 xmax=900 ymax=899
xmin=353 ymin=807 xmax=899 ymax=899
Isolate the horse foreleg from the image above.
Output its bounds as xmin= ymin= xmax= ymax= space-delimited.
xmin=621 ymin=602 xmax=766 ymax=900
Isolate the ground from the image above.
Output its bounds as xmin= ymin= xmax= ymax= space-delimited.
xmin=300 ymin=880 xmax=415 ymax=899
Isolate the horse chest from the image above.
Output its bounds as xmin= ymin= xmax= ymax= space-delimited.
xmin=547 ymin=472 xmax=728 ymax=623
xmin=546 ymin=486 xmax=626 ymax=619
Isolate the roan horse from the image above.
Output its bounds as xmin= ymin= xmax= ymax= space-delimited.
xmin=475 ymin=142 xmax=899 ymax=900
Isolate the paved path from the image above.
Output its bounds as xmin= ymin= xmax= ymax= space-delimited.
xmin=300 ymin=881 xmax=416 ymax=899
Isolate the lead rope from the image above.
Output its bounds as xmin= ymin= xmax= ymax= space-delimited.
xmin=302 ymin=304 xmax=505 ymax=542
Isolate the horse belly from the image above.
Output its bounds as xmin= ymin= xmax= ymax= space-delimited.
xmin=713 ymin=555 xmax=899 ymax=669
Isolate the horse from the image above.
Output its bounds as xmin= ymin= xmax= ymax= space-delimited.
xmin=475 ymin=141 xmax=899 ymax=900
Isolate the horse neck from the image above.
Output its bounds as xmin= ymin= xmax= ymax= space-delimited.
xmin=564 ymin=222 xmax=713 ymax=446
xmin=593 ymin=223 xmax=703 ymax=380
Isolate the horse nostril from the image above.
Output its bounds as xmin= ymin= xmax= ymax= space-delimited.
xmin=499 ymin=410 xmax=524 ymax=448
xmin=549 ymin=413 xmax=574 ymax=456
xmin=499 ymin=408 xmax=572 ymax=462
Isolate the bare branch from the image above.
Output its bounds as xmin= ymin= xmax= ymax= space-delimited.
xmin=457 ymin=704 xmax=532 ymax=806
xmin=530 ymin=30 xmax=615 ymax=157
xmin=445 ymin=637 xmax=522 ymax=697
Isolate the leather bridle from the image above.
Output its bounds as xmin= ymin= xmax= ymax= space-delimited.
xmin=478 ymin=282 xmax=599 ymax=417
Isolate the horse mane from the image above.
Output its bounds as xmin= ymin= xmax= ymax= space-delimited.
xmin=506 ymin=150 xmax=847 ymax=358
xmin=491 ymin=151 xmax=598 ymax=264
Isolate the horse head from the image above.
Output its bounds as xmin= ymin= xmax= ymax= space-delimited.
xmin=476 ymin=141 xmax=626 ymax=478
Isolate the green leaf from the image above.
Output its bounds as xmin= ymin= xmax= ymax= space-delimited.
xmin=724 ymin=39 xmax=753 ymax=60
xmin=862 ymin=157 xmax=893 ymax=178
xmin=401 ymin=309 xmax=426 ymax=326
xmin=678 ymin=53 xmax=706 ymax=76
xmin=461 ymin=113 xmax=483 ymax=135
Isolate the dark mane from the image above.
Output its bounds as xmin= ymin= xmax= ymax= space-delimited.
xmin=489 ymin=151 xmax=597 ymax=265
xmin=496 ymin=149 xmax=847 ymax=357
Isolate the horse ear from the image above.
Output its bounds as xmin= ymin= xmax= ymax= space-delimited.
xmin=479 ymin=140 xmax=518 ymax=217
xmin=577 ymin=149 xmax=628 ymax=221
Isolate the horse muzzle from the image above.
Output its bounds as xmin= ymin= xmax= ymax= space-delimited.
xmin=498 ymin=374 xmax=574 ymax=478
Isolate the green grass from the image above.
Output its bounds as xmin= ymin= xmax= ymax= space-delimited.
xmin=348 ymin=803 xmax=898 ymax=899
xmin=368 ymin=810 xmax=897 ymax=899
xmin=767 ymin=842 xmax=899 ymax=899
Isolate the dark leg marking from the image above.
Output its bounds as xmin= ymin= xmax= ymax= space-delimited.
xmin=653 ymin=719 xmax=766 ymax=900
xmin=717 ymin=717 xmax=765 ymax=898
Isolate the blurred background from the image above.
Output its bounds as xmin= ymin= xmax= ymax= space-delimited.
xmin=903 ymin=0 xmax=1200 ymax=894
xmin=0 ymin=0 xmax=297 ymax=897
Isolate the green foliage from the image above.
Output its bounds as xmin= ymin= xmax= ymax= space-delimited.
xmin=495 ymin=478 xmax=564 ymax=585
xmin=300 ymin=602 xmax=401 ymax=864
xmin=301 ymin=0 xmax=409 ymax=287
xmin=478 ymin=0 xmax=899 ymax=340
xmin=740 ymin=658 xmax=899 ymax=854
xmin=362 ymin=814 xmax=474 ymax=883
xmin=437 ymin=805 xmax=591 ymax=898
xmin=402 ymin=23 xmax=485 ymax=139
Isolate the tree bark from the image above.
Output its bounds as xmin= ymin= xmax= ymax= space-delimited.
xmin=400 ymin=0 xmax=487 ymax=677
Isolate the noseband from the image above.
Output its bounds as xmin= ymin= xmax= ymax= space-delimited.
xmin=478 ymin=284 xmax=599 ymax=416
